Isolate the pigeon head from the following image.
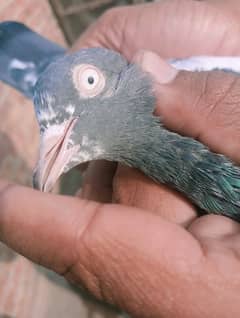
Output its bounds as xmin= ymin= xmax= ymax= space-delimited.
xmin=33 ymin=48 xmax=155 ymax=191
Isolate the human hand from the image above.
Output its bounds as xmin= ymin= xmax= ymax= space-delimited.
xmin=1 ymin=1 xmax=240 ymax=317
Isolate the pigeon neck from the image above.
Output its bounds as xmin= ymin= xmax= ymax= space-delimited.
xmin=114 ymin=119 xmax=240 ymax=221
xmin=119 ymin=120 xmax=198 ymax=191
xmin=118 ymin=122 xmax=240 ymax=218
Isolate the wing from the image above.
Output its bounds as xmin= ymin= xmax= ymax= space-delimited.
xmin=0 ymin=21 xmax=66 ymax=98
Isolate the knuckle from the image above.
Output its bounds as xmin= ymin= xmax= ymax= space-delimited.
xmin=190 ymin=71 xmax=211 ymax=115
xmin=62 ymin=200 xmax=107 ymax=299
xmin=98 ymin=6 xmax=128 ymax=51
xmin=203 ymin=73 xmax=240 ymax=126
xmin=186 ymin=71 xmax=240 ymax=130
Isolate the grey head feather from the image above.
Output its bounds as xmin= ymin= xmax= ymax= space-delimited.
xmin=34 ymin=47 xmax=155 ymax=157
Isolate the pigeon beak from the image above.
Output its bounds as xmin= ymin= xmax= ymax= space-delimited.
xmin=33 ymin=117 xmax=80 ymax=192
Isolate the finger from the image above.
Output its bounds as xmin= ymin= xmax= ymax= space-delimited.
xmin=72 ymin=1 xmax=240 ymax=58
xmin=70 ymin=5 xmax=126 ymax=51
xmin=133 ymin=49 xmax=179 ymax=83
xmin=188 ymin=214 xmax=240 ymax=262
xmin=0 ymin=180 xmax=94 ymax=274
xmin=0 ymin=180 xmax=203 ymax=316
xmin=189 ymin=214 xmax=240 ymax=240
xmin=138 ymin=50 xmax=240 ymax=163
xmin=113 ymin=165 xmax=197 ymax=226
xmin=79 ymin=160 xmax=117 ymax=203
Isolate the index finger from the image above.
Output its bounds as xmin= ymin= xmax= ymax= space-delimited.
xmin=0 ymin=180 xmax=203 ymax=316
xmin=0 ymin=180 xmax=94 ymax=274
xmin=72 ymin=1 xmax=240 ymax=58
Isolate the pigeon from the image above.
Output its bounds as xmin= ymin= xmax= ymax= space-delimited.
xmin=1 ymin=22 xmax=240 ymax=221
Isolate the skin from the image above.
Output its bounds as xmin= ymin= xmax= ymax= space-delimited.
xmin=2 ymin=0 xmax=240 ymax=316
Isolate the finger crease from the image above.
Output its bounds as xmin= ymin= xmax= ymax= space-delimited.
xmin=207 ymin=76 xmax=238 ymax=118
xmin=59 ymin=202 xmax=103 ymax=276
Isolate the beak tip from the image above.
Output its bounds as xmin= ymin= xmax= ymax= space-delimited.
xmin=32 ymin=167 xmax=55 ymax=193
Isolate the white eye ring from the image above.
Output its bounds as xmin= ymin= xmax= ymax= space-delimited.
xmin=72 ymin=64 xmax=106 ymax=98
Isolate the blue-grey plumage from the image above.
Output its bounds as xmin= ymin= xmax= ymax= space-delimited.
xmin=32 ymin=48 xmax=240 ymax=221
xmin=0 ymin=22 xmax=65 ymax=97
xmin=1 ymin=23 xmax=240 ymax=220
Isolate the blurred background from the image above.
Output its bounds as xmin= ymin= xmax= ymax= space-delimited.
xmin=0 ymin=1 xmax=152 ymax=318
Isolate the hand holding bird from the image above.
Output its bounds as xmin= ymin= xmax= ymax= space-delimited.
xmin=1 ymin=1 xmax=240 ymax=317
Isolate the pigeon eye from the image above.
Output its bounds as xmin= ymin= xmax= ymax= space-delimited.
xmin=72 ymin=64 xmax=105 ymax=98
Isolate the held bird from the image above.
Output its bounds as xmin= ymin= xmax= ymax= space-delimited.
xmin=32 ymin=48 xmax=240 ymax=221
xmin=1 ymin=22 xmax=240 ymax=221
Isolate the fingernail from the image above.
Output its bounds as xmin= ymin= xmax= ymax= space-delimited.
xmin=133 ymin=50 xmax=179 ymax=84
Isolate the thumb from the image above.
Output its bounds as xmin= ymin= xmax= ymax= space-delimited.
xmin=135 ymin=50 xmax=240 ymax=163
